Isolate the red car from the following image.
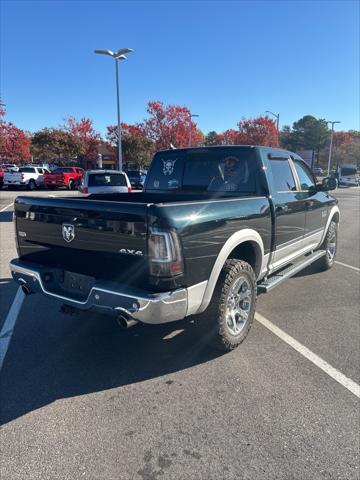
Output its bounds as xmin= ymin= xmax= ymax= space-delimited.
xmin=44 ymin=167 xmax=84 ymax=190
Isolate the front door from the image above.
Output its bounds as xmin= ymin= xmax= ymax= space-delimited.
xmin=291 ymin=159 xmax=328 ymax=249
xmin=267 ymin=156 xmax=307 ymax=270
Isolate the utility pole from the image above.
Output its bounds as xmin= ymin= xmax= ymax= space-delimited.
xmin=326 ymin=121 xmax=341 ymax=176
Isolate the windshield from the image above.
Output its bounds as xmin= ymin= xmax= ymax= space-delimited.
xmin=146 ymin=148 xmax=259 ymax=194
xmin=340 ymin=167 xmax=357 ymax=176
xmin=88 ymin=172 xmax=127 ymax=187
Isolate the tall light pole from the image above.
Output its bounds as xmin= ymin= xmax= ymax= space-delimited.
xmin=94 ymin=48 xmax=134 ymax=171
xmin=326 ymin=121 xmax=341 ymax=176
xmin=189 ymin=113 xmax=199 ymax=147
xmin=265 ymin=110 xmax=280 ymax=132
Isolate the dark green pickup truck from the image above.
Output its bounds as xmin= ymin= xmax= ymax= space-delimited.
xmin=10 ymin=146 xmax=339 ymax=350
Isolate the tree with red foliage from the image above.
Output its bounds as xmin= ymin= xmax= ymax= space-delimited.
xmin=107 ymin=122 xmax=155 ymax=167
xmin=237 ymin=116 xmax=279 ymax=147
xmin=63 ymin=116 xmax=100 ymax=162
xmin=143 ymin=101 xmax=204 ymax=150
xmin=218 ymin=129 xmax=239 ymax=145
xmin=0 ymin=102 xmax=31 ymax=163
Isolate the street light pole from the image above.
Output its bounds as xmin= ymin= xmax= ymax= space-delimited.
xmin=114 ymin=58 xmax=122 ymax=171
xmin=94 ymin=48 xmax=134 ymax=171
xmin=265 ymin=110 xmax=280 ymax=132
xmin=326 ymin=120 xmax=341 ymax=176
xmin=189 ymin=113 xmax=199 ymax=147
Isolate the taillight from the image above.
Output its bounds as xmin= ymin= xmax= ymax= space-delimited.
xmin=82 ymin=186 xmax=88 ymax=194
xmin=148 ymin=228 xmax=183 ymax=277
xmin=21 ymin=173 xmax=24 ymax=180
xmin=128 ymin=186 xmax=132 ymax=193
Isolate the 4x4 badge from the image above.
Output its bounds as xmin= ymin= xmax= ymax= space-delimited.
xmin=62 ymin=223 xmax=75 ymax=243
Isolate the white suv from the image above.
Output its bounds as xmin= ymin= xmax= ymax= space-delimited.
xmin=80 ymin=170 xmax=131 ymax=194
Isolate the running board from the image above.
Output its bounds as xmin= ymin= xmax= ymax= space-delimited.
xmin=257 ymin=250 xmax=326 ymax=294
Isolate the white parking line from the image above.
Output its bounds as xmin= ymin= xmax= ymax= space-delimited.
xmin=0 ymin=202 xmax=13 ymax=212
xmin=255 ymin=313 xmax=360 ymax=399
xmin=335 ymin=261 xmax=360 ymax=273
xmin=0 ymin=287 xmax=26 ymax=371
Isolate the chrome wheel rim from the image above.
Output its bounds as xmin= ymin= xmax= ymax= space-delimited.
xmin=225 ymin=276 xmax=252 ymax=336
xmin=327 ymin=229 xmax=337 ymax=263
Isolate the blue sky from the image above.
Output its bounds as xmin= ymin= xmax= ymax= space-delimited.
xmin=1 ymin=0 xmax=359 ymax=137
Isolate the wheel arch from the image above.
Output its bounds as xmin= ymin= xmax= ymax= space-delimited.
xmin=196 ymin=229 xmax=265 ymax=314
xmin=319 ymin=205 xmax=340 ymax=246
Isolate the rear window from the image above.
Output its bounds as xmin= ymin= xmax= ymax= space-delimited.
xmin=88 ymin=173 xmax=127 ymax=187
xmin=146 ymin=148 xmax=259 ymax=194
xmin=54 ymin=167 xmax=73 ymax=173
xmin=19 ymin=167 xmax=35 ymax=173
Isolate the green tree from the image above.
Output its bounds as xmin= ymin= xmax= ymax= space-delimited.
xmin=291 ymin=115 xmax=329 ymax=151
xmin=205 ymin=131 xmax=220 ymax=145
xmin=31 ymin=128 xmax=85 ymax=163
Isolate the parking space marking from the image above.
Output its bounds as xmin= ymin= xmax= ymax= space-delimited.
xmin=335 ymin=261 xmax=360 ymax=273
xmin=0 ymin=203 xmax=13 ymax=212
xmin=0 ymin=287 xmax=25 ymax=372
xmin=255 ymin=313 xmax=360 ymax=399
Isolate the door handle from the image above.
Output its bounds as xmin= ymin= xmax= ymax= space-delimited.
xmin=276 ymin=205 xmax=289 ymax=213
xmin=306 ymin=200 xmax=314 ymax=208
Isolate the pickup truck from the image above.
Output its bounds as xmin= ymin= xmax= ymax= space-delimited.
xmin=10 ymin=146 xmax=339 ymax=351
xmin=4 ymin=166 xmax=49 ymax=190
xmin=44 ymin=166 xmax=84 ymax=190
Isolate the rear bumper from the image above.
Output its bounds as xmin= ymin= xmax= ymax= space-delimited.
xmin=10 ymin=258 xmax=188 ymax=324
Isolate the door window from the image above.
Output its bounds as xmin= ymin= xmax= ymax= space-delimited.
xmin=268 ymin=159 xmax=296 ymax=192
xmin=293 ymin=161 xmax=316 ymax=191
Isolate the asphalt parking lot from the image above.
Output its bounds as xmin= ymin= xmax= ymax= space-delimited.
xmin=0 ymin=187 xmax=359 ymax=480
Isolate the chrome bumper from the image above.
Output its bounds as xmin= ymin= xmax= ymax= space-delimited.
xmin=10 ymin=259 xmax=188 ymax=324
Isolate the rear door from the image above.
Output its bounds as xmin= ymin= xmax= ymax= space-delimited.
xmin=264 ymin=151 xmax=307 ymax=269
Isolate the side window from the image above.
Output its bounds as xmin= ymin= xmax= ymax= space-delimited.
xmin=268 ymin=159 xmax=296 ymax=192
xmin=293 ymin=161 xmax=315 ymax=191
xmin=37 ymin=168 xmax=43 ymax=174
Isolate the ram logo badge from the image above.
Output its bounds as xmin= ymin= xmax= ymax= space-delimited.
xmin=62 ymin=224 xmax=75 ymax=243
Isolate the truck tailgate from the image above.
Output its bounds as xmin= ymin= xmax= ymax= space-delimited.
xmin=14 ymin=196 xmax=149 ymax=285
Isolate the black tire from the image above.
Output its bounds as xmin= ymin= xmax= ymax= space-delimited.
xmin=201 ymin=259 xmax=257 ymax=352
xmin=317 ymin=220 xmax=338 ymax=271
xmin=68 ymin=179 xmax=74 ymax=190
xmin=27 ymin=179 xmax=36 ymax=191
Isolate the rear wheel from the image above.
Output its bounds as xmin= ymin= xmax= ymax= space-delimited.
xmin=27 ymin=179 xmax=36 ymax=191
xmin=202 ymin=259 xmax=256 ymax=351
xmin=317 ymin=220 xmax=338 ymax=271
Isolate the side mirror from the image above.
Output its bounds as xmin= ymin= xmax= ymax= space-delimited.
xmin=321 ymin=176 xmax=337 ymax=191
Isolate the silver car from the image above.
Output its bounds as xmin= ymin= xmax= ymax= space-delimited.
xmin=80 ymin=170 xmax=132 ymax=194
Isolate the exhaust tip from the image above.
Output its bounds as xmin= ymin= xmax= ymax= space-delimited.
xmin=116 ymin=314 xmax=138 ymax=329
xmin=21 ymin=284 xmax=32 ymax=295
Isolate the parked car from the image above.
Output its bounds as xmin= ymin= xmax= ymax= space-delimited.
xmin=313 ymin=167 xmax=324 ymax=176
xmin=10 ymin=146 xmax=339 ymax=352
xmin=80 ymin=170 xmax=131 ymax=194
xmin=44 ymin=166 xmax=84 ymax=190
xmin=0 ymin=166 xmax=4 ymax=188
xmin=1 ymin=163 xmax=19 ymax=172
xmin=127 ymin=170 xmax=146 ymax=189
xmin=4 ymin=166 xmax=49 ymax=190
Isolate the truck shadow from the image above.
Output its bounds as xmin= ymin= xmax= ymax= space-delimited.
xmin=0 ymin=281 xmax=221 ymax=425
xmin=0 ymin=211 xmax=13 ymax=222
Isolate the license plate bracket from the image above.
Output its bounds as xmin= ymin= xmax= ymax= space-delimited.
xmin=61 ymin=271 xmax=95 ymax=295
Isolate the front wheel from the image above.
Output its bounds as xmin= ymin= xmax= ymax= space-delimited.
xmin=317 ymin=220 xmax=338 ymax=271
xmin=202 ymin=259 xmax=256 ymax=352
